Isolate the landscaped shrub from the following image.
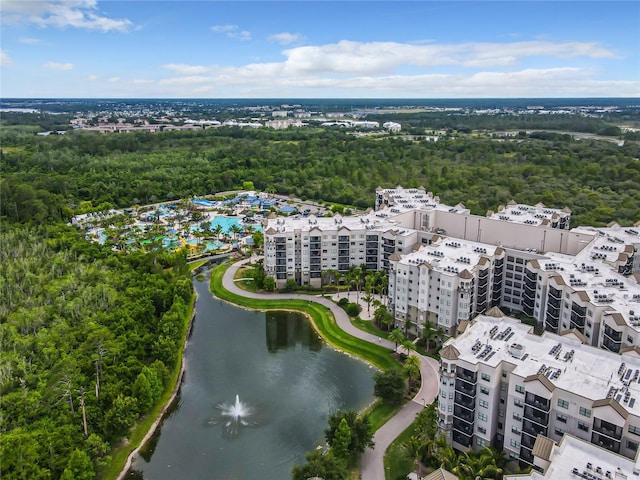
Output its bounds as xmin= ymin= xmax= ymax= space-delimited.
xmin=345 ymin=302 xmax=362 ymax=317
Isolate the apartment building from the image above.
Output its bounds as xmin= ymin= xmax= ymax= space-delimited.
xmin=523 ymin=226 xmax=640 ymax=351
xmin=263 ymin=186 xmax=639 ymax=343
xmin=439 ymin=314 xmax=640 ymax=469
xmin=504 ymin=433 xmax=640 ymax=480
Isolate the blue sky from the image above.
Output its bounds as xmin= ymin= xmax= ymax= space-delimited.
xmin=1 ymin=1 xmax=638 ymax=98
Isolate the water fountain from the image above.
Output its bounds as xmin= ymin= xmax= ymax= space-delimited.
xmin=216 ymin=395 xmax=255 ymax=435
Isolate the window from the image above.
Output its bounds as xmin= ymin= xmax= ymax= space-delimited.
xmin=478 ymin=413 xmax=488 ymax=422
xmin=479 ymin=400 xmax=489 ymax=409
xmin=514 ymin=399 xmax=523 ymax=408
xmin=556 ymin=414 xmax=567 ymax=423
xmin=579 ymin=407 xmax=591 ymax=418
xmin=478 ymin=426 xmax=487 ymax=434
xmin=510 ymin=439 xmax=520 ymax=448
xmin=515 ymin=385 xmax=525 ymax=394
xmin=627 ymin=440 xmax=639 ymax=451
xmin=557 ymin=399 xmax=569 ymax=409
xmin=629 ymin=425 xmax=640 ymax=436
xmin=554 ymin=427 xmax=565 ymax=436
xmin=480 ymin=386 xmax=490 ymax=395
xmin=578 ymin=422 xmax=590 ymax=432
xmin=502 ymin=371 xmax=508 ymax=378
xmin=476 ymin=438 xmax=486 ymax=447
xmin=481 ymin=373 xmax=491 ymax=382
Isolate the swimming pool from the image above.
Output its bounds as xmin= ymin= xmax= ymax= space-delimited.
xmin=189 ymin=216 xmax=262 ymax=233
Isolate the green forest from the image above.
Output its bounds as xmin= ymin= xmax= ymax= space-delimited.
xmin=0 ymin=225 xmax=193 ymax=479
xmin=2 ymin=124 xmax=640 ymax=227
xmin=1 ymin=111 xmax=639 ymax=479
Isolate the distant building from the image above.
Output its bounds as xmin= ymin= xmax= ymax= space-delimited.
xmin=383 ymin=121 xmax=402 ymax=132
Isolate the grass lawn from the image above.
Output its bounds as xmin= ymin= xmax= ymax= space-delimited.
xmin=188 ymin=259 xmax=208 ymax=271
xmin=352 ymin=317 xmax=388 ymax=338
xmin=384 ymin=421 xmax=420 ymax=480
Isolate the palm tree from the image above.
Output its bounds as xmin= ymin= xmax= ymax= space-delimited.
xmin=229 ymin=223 xmax=243 ymax=241
xmin=434 ymin=327 xmax=447 ymax=351
xmin=402 ymin=435 xmax=427 ymax=477
xmin=421 ymin=322 xmax=436 ymax=353
xmin=388 ymin=328 xmax=405 ymax=351
xmin=213 ymin=224 xmax=223 ymax=240
xmin=362 ymin=293 xmax=374 ymax=313
xmin=403 ymin=354 xmax=421 ymax=387
xmin=401 ymin=339 xmax=416 ymax=356
xmin=345 ymin=266 xmax=359 ymax=299
xmin=458 ymin=449 xmax=503 ymax=480
xmin=323 ymin=269 xmax=339 ymax=287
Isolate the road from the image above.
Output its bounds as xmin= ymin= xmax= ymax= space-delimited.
xmin=220 ymin=257 xmax=440 ymax=480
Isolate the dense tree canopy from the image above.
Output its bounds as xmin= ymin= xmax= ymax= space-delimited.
xmin=1 ymin=125 xmax=639 ymax=227
xmin=0 ymin=225 xmax=192 ymax=479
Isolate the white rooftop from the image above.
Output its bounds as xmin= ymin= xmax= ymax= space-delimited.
xmin=264 ymin=212 xmax=398 ymax=235
xmin=507 ymin=434 xmax=640 ymax=480
xmin=450 ymin=315 xmax=640 ymax=416
xmin=375 ymin=186 xmax=468 ymax=216
xmin=534 ymin=227 xmax=640 ymax=329
xmin=488 ymin=201 xmax=570 ymax=227
xmin=395 ymin=236 xmax=499 ymax=276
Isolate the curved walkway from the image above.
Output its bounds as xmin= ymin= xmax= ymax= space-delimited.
xmin=220 ymin=257 xmax=440 ymax=480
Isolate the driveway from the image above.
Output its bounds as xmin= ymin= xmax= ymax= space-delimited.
xmin=220 ymin=257 xmax=440 ymax=480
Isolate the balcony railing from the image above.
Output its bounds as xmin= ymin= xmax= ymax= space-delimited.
xmin=525 ymin=396 xmax=550 ymax=412
xmin=455 ymin=381 xmax=476 ymax=397
xmin=593 ymin=422 xmax=622 ymax=440
xmin=454 ymin=394 xmax=475 ymax=410
xmin=456 ymin=369 xmax=477 ymax=384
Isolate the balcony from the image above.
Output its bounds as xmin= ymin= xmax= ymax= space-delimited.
xmin=523 ymin=407 xmax=549 ymax=426
xmin=453 ymin=405 xmax=474 ymax=423
xmin=453 ymin=430 xmax=472 ymax=448
xmin=456 ymin=368 xmax=477 ymax=384
xmin=520 ymin=433 xmax=537 ymax=449
xmin=591 ymin=432 xmax=620 ymax=453
xmin=519 ymin=446 xmax=534 ymax=465
xmin=525 ymin=393 xmax=550 ymax=412
xmin=454 ymin=392 xmax=476 ymax=409
xmin=522 ymin=421 xmax=547 ymax=438
xmin=603 ymin=326 xmax=623 ymax=342
xmin=455 ymin=380 xmax=477 ymax=397
xmin=593 ymin=420 xmax=622 ymax=440
xmin=548 ymin=288 xmax=561 ymax=301
xmin=453 ymin=418 xmax=474 ymax=435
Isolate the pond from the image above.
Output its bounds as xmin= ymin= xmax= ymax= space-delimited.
xmin=128 ymin=275 xmax=375 ymax=479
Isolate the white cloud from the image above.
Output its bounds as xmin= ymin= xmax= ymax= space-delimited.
xmin=19 ymin=37 xmax=41 ymax=44
xmin=268 ymin=32 xmax=303 ymax=45
xmin=0 ymin=50 xmax=12 ymax=67
xmin=44 ymin=61 xmax=74 ymax=70
xmin=86 ymin=74 xmax=100 ymax=81
xmin=278 ymin=40 xmax=619 ymax=75
xmin=210 ymin=24 xmax=251 ymax=41
xmin=162 ymin=64 xmax=209 ymax=75
xmin=146 ymin=37 xmax=634 ymax=97
xmin=107 ymin=77 xmax=120 ymax=83
xmin=1 ymin=0 xmax=133 ymax=32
